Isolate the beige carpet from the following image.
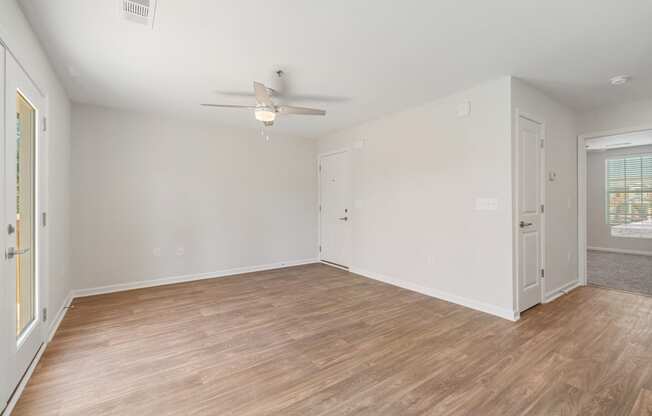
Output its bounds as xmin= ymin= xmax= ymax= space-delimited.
xmin=588 ymin=249 xmax=652 ymax=296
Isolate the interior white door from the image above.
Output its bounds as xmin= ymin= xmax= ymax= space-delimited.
xmin=517 ymin=115 xmax=544 ymax=312
xmin=319 ymin=151 xmax=352 ymax=268
xmin=1 ymin=51 xmax=46 ymax=409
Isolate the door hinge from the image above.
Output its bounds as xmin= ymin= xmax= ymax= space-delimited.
xmin=319 ymin=205 xmax=322 ymax=212
xmin=540 ymin=139 xmax=544 ymax=148
xmin=319 ymin=245 xmax=322 ymax=252
xmin=42 ymin=117 xmax=47 ymax=132
xmin=319 ymin=164 xmax=322 ymax=173
xmin=43 ymin=307 xmax=47 ymax=322
xmin=42 ymin=212 xmax=47 ymax=227
xmin=540 ymin=269 xmax=545 ymax=278
xmin=540 ymin=204 xmax=544 ymax=213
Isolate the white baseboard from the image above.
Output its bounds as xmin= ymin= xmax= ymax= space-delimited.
xmin=73 ymin=258 xmax=318 ymax=298
xmin=588 ymin=246 xmax=652 ymax=257
xmin=319 ymin=260 xmax=349 ymax=271
xmin=47 ymin=291 xmax=74 ymax=342
xmin=349 ymin=267 xmax=518 ymax=321
xmin=544 ymin=279 xmax=582 ymax=303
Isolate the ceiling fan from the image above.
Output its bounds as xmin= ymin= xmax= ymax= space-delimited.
xmin=201 ymin=80 xmax=326 ymax=127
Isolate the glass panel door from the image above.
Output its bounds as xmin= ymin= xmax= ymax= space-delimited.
xmin=2 ymin=51 xmax=46 ymax=409
xmin=16 ymin=92 xmax=36 ymax=338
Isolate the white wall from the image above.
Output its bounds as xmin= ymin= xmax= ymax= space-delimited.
xmin=579 ymin=98 xmax=652 ymax=134
xmin=587 ymin=145 xmax=652 ymax=253
xmin=318 ymin=77 xmax=515 ymax=318
xmin=0 ymin=0 xmax=72 ymax=335
xmin=511 ymin=78 xmax=579 ymax=301
xmin=71 ymin=104 xmax=317 ymax=290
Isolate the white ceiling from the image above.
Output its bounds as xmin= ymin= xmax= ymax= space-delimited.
xmin=19 ymin=0 xmax=652 ymax=137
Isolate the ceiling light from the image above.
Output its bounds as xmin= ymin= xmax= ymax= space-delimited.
xmin=610 ymin=75 xmax=630 ymax=86
xmin=255 ymin=108 xmax=276 ymax=122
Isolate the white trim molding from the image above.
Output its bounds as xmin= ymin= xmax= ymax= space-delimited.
xmin=47 ymin=291 xmax=74 ymax=342
xmin=543 ymin=280 xmax=582 ymax=303
xmin=588 ymin=246 xmax=652 ymax=257
xmin=350 ymin=267 xmax=519 ymax=321
xmin=319 ymin=260 xmax=349 ymax=271
xmin=73 ymin=259 xmax=318 ymax=298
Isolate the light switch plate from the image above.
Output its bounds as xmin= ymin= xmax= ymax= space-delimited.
xmin=475 ymin=198 xmax=498 ymax=211
xmin=457 ymin=100 xmax=471 ymax=117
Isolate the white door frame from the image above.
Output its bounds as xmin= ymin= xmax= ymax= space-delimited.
xmin=514 ymin=109 xmax=546 ymax=312
xmin=317 ymin=148 xmax=352 ymax=269
xmin=577 ymin=124 xmax=652 ymax=286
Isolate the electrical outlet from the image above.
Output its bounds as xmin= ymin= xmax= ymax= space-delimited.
xmin=475 ymin=198 xmax=498 ymax=211
xmin=153 ymin=248 xmax=161 ymax=257
xmin=176 ymin=247 xmax=185 ymax=256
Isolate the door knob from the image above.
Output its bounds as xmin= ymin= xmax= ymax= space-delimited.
xmin=519 ymin=221 xmax=533 ymax=228
xmin=338 ymin=216 xmax=348 ymax=221
xmin=5 ymin=247 xmax=30 ymax=260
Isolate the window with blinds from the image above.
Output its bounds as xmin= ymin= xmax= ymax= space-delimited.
xmin=606 ymin=154 xmax=652 ymax=227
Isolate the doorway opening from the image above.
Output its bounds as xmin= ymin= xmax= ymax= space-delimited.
xmin=579 ymin=129 xmax=652 ymax=296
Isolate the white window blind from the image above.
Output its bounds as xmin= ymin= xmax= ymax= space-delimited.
xmin=606 ymin=154 xmax=652 ymax=226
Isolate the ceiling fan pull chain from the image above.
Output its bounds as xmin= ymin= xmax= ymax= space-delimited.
xmin=261 ymin=126 xmax=271 ymax=142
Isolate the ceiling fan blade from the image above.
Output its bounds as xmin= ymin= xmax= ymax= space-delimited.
xmin=200 ymin=104 xmax=258 ymax=109
xmin=254 ymin=81 xmax=275 ymax=108
xmin=217 ymin=87 xmax=280 ymax=97
xmin=277 ymin=105 xmax=326 ymax=116
xmin=280 ymin=94 xmax=349 ymax=103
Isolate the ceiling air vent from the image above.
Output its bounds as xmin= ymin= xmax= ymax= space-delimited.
xmin=122 ymin=0 xmax=157 ymax=27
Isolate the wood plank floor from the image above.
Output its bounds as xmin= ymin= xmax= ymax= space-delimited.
xmin=12 ymin=263 xmax=652 ymax=416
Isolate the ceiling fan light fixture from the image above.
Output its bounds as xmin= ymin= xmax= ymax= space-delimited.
xmin=202 ymin=78 xmax=325 ymax=126
xmin=255 ymin=108 xmax=276 ymax=122
xmin=610 ymin=75 xmax=630 ymax=86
